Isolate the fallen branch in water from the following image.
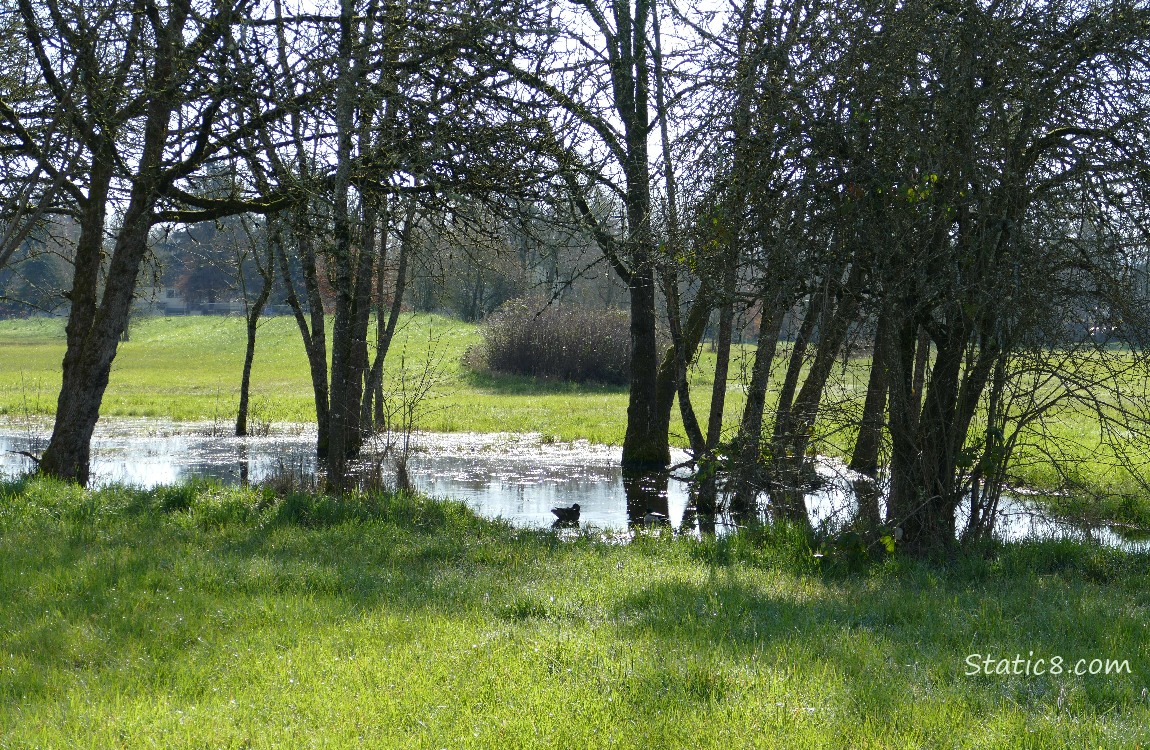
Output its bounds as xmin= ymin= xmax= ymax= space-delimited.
xmin=7 ymin=449 xmax=41 ymax=465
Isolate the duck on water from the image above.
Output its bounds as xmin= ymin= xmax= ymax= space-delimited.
xmin=551 ymin=503 xmax=580 ymax=525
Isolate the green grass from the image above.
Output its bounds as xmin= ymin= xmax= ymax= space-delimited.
xmin=0 ymin=314 xmax=752 ymax=445
xmin=1 ymin=479 xmax=1148 ymax=747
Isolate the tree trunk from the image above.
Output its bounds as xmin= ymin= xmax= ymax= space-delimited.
xmin=771 ymin=290 xmax=825 ymax=447
xmin=707 ymin=283 xmax=735 ymax=449
xmin=885 ymin=314 xmax=919 ymax=524
xmin=363 ymin=203 xmax=416 ymax=430
xmin=729 ymin=293 xmax=788 ymax=512
xmin=661 ymin=267 xmax=705 ymax=455
xmin=622 ymin=258 xmax=667 ymax=468
xmin=704 ymin=0 xmax=762 ymax=452
xmin=324 ymin=0 xmax=358 ymax=486
xmin=236 ymin=261 xmax=274 ymax=437
xmin=609 ymin=0 xmax=669 ymax=470
xmin=41 ymin=215 xmax=156 ymax=483
xmin=652 ymin=273 xmax=713 ymax=449
xmin=848 ymin=313 xmax=891 ymax=478
xmin=36 ymin=146 xmax=113 ymax=484
xmin=767 ymin=261 xmax=864 ymax=525
xmin=652 ymin=0 xmax=707 ymax=464
xmin=39 ymin=63 xmax=174 ymax=483
xmin=889 ymin=320 xmax=968 ymax=557
xmin=276 ymin=221 xmax=330 ymax=458
xmin=344 ymin=204 xmax=378 ymax=453
xmin=683 ymin=301 xmax=722 ymax=515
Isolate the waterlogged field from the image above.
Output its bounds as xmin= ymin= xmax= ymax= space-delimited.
xmin=1 ymin=479 xmax=1148 ymax=748
xmin=1 ymin=315 xmax=1148 ymax=523
xmin=0 ymin=314 xmax=752 ymax=445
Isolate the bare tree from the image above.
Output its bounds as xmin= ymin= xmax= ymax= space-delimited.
xmin=13 ymin=0 xmax=296 ymax=483
xmin=259 ymin=0 xmax=553 ymax=486
xmin=513 ymin=0 xmax=724 ymax=470
xmin=235 ymin=216 xmax=275 ymax=437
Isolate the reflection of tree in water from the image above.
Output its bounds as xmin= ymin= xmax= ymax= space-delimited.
xmin=678 ymin=476 xmax=789 ymax=536
xmin=852 ymin=478 xmax=882 ymax=530
xmin=679 ymin=496 xmax=717 ymax=536
xmin=238 ymin=442 xmax=249 ymax=485
xmin=623 ymin=469 xmax=670 ymax=529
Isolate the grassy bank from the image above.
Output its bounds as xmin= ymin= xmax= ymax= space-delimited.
xmin=1 ymin=479 xmax=1148 ymax=747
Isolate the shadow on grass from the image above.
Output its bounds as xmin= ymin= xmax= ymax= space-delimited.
xmin=609 ymin=546 xmax=1150 ymax=711
xmin=460 ymin=368 xmax=628 ymax=396
xmin=2 ymin=477 xmax=1148 ymax=717
xmin=0 ymin=479 xmax=538 ymax=699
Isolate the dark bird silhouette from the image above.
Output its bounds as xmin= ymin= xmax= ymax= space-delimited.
xmin=551 ymin=503 xmax=580 ymax=524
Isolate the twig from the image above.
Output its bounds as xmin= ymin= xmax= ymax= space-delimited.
xmin=7 ymin=449 xmax=41 ymax=465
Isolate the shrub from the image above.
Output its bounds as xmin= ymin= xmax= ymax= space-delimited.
xmin=469 ymin=297 xmax=631 ymax=385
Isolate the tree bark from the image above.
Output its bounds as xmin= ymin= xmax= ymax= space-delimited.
xmin=848 ymin=312 xmax=891 ymax=478
xmin=236 ymin=241 xmax=275 ymax=437
xmin=729 ymin=292 xmax=789 ymax=512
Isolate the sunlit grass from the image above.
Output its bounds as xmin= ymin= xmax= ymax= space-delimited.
xmin=1 ymin=478 xmax=1148 ymax=747
xmin=0 ymin=314 xmax=752 ymax=445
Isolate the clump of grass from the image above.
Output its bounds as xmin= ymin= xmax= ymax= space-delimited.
xmin=467 ymin=297 xmax=631 ymax=385
xmin=259 ymin=455 xmax=320 ymax=497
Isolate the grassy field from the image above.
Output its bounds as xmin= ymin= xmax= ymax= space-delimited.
xmin=0 ymin=314 xmax=754 ymax=446
xmin=2 ymin=314 xmax=1147 ymax=525
xmin=1 ymin=478 xmax=1148 ymax=748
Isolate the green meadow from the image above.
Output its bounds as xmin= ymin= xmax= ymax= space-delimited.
xmin=0 ymin=313 xmax=752 ymax=444
xmin=1 ymin=314 xmax=1148 ymax=526
xmin=1 ymin=478 xmax=1148 ymax=748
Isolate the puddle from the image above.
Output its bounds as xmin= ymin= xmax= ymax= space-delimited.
xmin=0 ymin=418 xmax=1145 ymax=550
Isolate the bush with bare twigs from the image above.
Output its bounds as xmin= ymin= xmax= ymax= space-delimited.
xmin=468 ymin=297 xmax=631 ymax=385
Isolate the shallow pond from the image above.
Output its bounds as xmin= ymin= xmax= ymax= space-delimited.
xmin=0 ymin=420 xmax=695 ymax=530
xmin=0 ymin=419 xmax=1144 ymax=550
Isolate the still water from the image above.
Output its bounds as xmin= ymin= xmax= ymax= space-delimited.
xmin=0 ymin=420 xmax=695 ymax=529
xmin=0 ymin=419 xmax=1144 ymax=549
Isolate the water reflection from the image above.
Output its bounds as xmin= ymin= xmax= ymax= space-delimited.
xmin=679 ymin=498 xmax=716 ymax=536
xmin=851 ymin=478 xmax=883 ymax=530
xmin=622 ymin=468 xmax=670 ymax=528
xmin=0 ymin=420 xmax=1145 ymax=550
xmin=0 ymin=422 xmax=693 ymax=531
